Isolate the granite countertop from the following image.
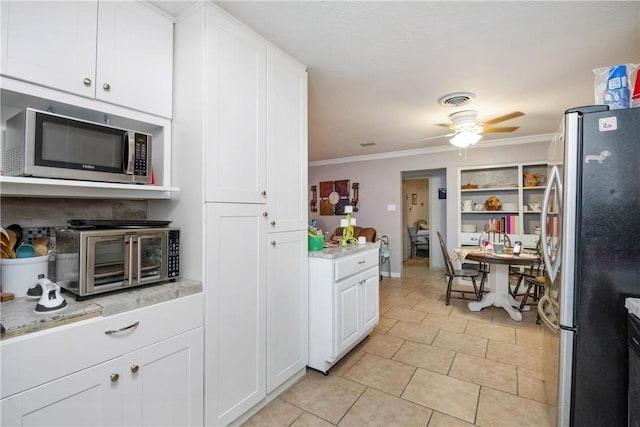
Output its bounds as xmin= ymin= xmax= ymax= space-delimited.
xmin=626 ymin=297 xmax=640 ymax=318
xmin=0 ymin=278 xmax=202 ymax=340
xmin=309 ymin=242 xmax=379 ymax=259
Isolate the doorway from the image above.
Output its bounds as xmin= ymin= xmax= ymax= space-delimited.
xmin=401 ymin=169 xmax=446 ymax=276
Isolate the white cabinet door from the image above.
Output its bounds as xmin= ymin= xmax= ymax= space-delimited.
xmin=335 ymin=275 xmax=361 ymax=356
xmin=1 ymin=358 xmax=118 ymax=426
xmin=127 ymin=328 xmax=204 ymax=427
xmin=0 ymin=0 xmax=97 ymax=98
xmin=361 ymin=267 xmax=380 ymax=332
xmin=205 ymin=203 xmax=266 ymax=426
xmin=96 ymin=1 xmax=173 ymax=118
xmin=266 ymin=230 xmax=308 ymax=392
xmin=265 ymin=48 xmax=308 ymax=232
xmin=204 ymin=7 xmax=267 ymax=203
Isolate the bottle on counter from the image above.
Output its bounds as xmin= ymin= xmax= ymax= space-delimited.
xmin=479 ymin=232 xmax=487 ymax=251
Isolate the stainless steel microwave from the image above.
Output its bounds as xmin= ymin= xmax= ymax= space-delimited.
xmin=55 ymin=227 xmax=180 ymax=299
xmin=4 ymin=108 xmax=152 ymax=184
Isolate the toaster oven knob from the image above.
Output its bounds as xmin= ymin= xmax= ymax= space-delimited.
xmin=83 ymin=78 xmax=92 ymax=86
xmin=110 ymin=373 xmax=120 ymax=383
xmin=130 ymin=365 xmax=139 ymax=374
xmin=103 ymin=83 xmax=111 ymax=91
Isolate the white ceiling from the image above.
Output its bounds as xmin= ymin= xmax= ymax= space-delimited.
xmin=152 ymin=1 xmax=640 ymax=161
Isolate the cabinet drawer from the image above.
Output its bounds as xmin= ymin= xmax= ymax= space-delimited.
xmin=1 ymin=293 xmax=203 ymax=398
xmin=334 ymin=249 xmax=379 ymax=282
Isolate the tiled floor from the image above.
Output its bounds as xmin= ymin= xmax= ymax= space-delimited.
xmin=242 ymin=258 xmax=553 ymax=426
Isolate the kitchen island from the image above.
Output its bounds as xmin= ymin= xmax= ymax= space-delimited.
xmin=308 ymin=243 xmax=379 ymax=374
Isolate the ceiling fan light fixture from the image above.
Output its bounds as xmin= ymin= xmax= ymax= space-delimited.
xmin=450 ymin=131 xmax=482 ymax=148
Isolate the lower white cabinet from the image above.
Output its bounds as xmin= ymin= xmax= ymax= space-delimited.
xmin=308 ymin=246 xmax=379 ymax=374
xmin=1 ymin=294 xmax=204 ymax=427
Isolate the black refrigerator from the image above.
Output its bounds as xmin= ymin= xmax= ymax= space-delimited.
xmin=539 ymin=105 xmax=640 ymax=426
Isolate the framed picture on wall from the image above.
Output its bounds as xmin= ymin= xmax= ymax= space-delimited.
xmin=411 ymin=193 xmax=417 ymax=205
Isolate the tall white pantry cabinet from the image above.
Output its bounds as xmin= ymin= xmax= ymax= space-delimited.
xmin=167 ymin=3 xmax=308 ymax=426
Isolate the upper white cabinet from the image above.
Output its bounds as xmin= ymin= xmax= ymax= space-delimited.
xmin=265 ymin=49 xmax=308 ymax=232
xmin=204 ymin=8 xmax=267 ymax=203
xmin=1 ymin=1 xmax=173 ymax=118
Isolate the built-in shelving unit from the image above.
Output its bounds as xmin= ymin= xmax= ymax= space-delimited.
xmin=458 ymin=162 xmax=547 ymax=249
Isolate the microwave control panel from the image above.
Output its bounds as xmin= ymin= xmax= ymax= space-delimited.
xmin=134 ymin=133 xmax=149 ymax=177
xmin=168 ymin=229 xmax=180 ymax=278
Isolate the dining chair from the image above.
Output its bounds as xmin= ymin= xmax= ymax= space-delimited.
xmin=510 ymin=239 xmax=546 ymax=312
xmin=436 ymin=231 xmax=481 ymax=305
xmin=407 ymin=226 xmax=429 ymax=258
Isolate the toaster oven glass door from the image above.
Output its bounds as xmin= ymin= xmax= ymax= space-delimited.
xmin=85 ymin=232 xmax=167 ymax=294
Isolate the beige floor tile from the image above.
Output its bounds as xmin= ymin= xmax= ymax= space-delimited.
xmin=412 ymin=300 xmax=455 ymax=316
xmin=338 ymin=388 xmax=431 ymax=427
xmin=517 ymin=366 xmax=547 ymax=402
xmin=465 ymin=321 xmax=516 ymax=344
xmin=402 ymin=368 xmax=480 ymax=424
xmin=379 ymin=286 xmax=412 ymax=298
xmin=291 ymin=412 xmax=336 ymax=427
xmin=387 ymin=320 xmax=439 ymax=344
xmin=357 ymin=333 xmax=405 ymax=358
xmin=372 ymin=316 xmax=397 ymax=334
xmin=280 ymin=371 xmax=365 ymax=424
xmin=383 ymin=306 xmax=427 ymax=324
xmin=393 ymin=341 xmax=455 ymax=374
xmin=241 ymin=398 xmax=303 ymax=426
xmin=486 ymin=339 xmax=543 ymax=372
xmin=421 ymin=313 xmax=468 ymax=333
xmin=516 ymin=328 xmax=544 ymax=349
xmin=476 ymin=387 xmax=552 ymax=427
xmin=448 ymin=300 xmax=494 ymax=322
xmin=432 ymin=329 xmax=488 ymax=358
xmin=428 ymin=411 xmax=476 ymax=427
xmin=449 ymin=352 xmax=517 ymax=394
xmin=408 ymin=287 xmax=446 ymax=302
xmin=382 ymin=294 xmax=419 ymax=309
xmin=331 ymin=347 xmax=366 ymax=377
xmin=344 ymin=353 xmax=415 ymax=396
xmin=379 ymin=301 xmax=393 ymax=316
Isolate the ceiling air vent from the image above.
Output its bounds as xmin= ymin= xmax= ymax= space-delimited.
xmin=437 ymin=92 xmax=477 ymax=108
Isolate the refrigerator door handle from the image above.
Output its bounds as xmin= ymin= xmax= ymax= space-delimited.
xmin=542 ymin=165 xmax=562 ymax=282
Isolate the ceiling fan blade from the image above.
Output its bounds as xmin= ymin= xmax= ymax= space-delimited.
xmin=407 ymin=132 xmax=456 ymax=144
xmin=482 ymin=111 xmax=524 ymax=127
xmin=483 ymin=126 xmax=519 ymax=133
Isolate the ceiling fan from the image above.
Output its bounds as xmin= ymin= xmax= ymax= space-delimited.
xmin=409 ymin=110 xmax=524 ymax=146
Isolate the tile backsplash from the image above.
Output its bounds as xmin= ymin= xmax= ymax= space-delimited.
xmin=1 ymin=198 xmax=147 ymax=229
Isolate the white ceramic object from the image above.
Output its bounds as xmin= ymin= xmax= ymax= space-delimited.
xmin=502 ymin=202 xmax=517 ymax=211
xmin=1 ymin=255 xmax=49 ymax=297
xmin=461 ymin=224 xmax=477 ymax=232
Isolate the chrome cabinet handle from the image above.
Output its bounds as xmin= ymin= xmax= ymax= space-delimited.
xmin=271 ymin=241 xmax=276 ymax=246
xmin=261 ymin=190 xmax=267 ymax=196
xmin=130 ymin=365 xmax=139 ymax=374
xmin=103 ymin=83 xmax=111 ymax=91
xmin=270 ymin=221 xmax=276 ymax=226
xmin=358 ymin=260 xmax=365 ymax=264
xmin=83 ymin=78 xmax=92 ymax=86
xmin=263 ymin=212 xmax=268 ymax=217
xmin=110 ymin=373 xmax=120 ymax=382
xmin=105 ymin=321 xmax=140 ymax=335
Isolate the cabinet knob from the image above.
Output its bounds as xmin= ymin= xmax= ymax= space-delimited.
xmin=263 ymin=212 xmax=268 ymax=217
xmin=110 ymin=373 xmax=120 ymax=383
xmin=271 ymin=241 xmax=276 ymax=246
xmin=83 ymin=78 xmax=92 ymax=86
xmin=130 ymin=365 xmax=139 ymax=374
xmin=261 ymin=191 xmax=267 ymax=196
xmin=270 ymin=221 xmax=276 ymax=226
xmin=103 ymin=83 xmax=111 ymax=91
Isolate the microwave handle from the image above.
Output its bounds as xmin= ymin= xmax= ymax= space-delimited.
xmin=124 ymin=132 xmax=135 ymax=176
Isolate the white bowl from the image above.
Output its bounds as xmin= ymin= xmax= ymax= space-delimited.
xmin=461 ymin=224 xmax=477 ymax=233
